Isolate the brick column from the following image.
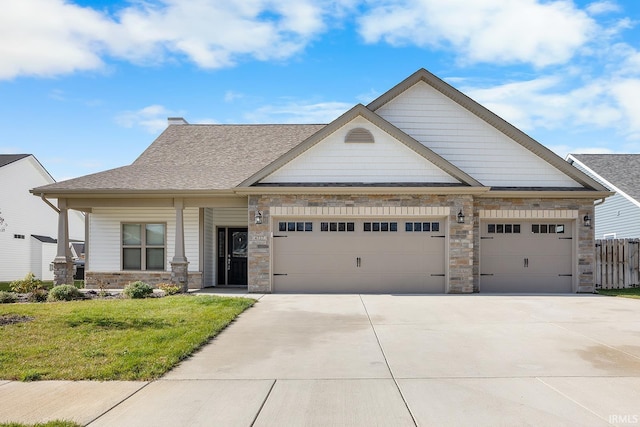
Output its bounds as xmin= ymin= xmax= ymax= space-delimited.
xmin=248 ymin=195 xmax=271 ymax=293
xmin=448 ymin=195 xmax=474 ymax=293
xmin=577 ymin=201 xmax=596 ymax=293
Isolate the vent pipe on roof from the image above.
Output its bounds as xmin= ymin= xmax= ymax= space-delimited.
xmin=168 ymin=117 xmax=189 ymax=125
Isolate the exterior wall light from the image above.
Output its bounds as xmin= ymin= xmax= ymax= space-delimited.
xmin=255 ymin=210 xmax=263 ymax=225
xmin=457 ymin=209 xmax=465 ymax=224
xmin=583 ymin=214 xmax=591 ymax=227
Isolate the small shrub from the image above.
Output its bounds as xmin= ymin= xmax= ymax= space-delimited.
xmin=157 ymin=283 xmax=181 ymax=295
xmin=123 ymin=281 xmax=154 ymax=299
xmin=0 ymin=291 xmax=18 ymax=304
xmin=48 ymin=284 xmax=84 ymax=302
xmin=28 ymin=289 xmax=48 ymax=303
xmin=10 ymin=272 xmax=43 ymax=294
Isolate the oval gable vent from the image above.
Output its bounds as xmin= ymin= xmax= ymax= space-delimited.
xmin=345 ymin=127 xmax=374 ymax=143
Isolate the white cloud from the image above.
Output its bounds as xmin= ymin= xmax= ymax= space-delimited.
xmin=610 ymin=79 xmax=640 ymax=138
xmin=552 ymin=144 xmax=616 ymax=158
xmin=586 ymin=1 xmax=621 ymax=15
xmin=115 ymin=104 xmax=175 ymax=133
xmin=0 ymin=0 xmax=349 ymax=80
xmin=245 ymin=101 xmax=352 ymax=123
xmin=462 ymin=70 xmax=640 ymax=148
xmin=0 ymin=0 xmax=114 ymax=79
xmin=358 ymin=0 xmax=596 ymax=67
xmin=224 ymin=91 xmax=245 ymax=102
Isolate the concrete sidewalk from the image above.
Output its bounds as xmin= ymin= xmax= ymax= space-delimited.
xmin=1 ymin=294 xmax=640 ymax=426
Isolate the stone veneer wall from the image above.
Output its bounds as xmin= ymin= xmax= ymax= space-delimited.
xmin=85 ymin=271 xmax=202 ymax=290
xmin=248 ymin=194 xmax=475 ymax=293
xmin=474 ymin=198 xmax=596 ymax=293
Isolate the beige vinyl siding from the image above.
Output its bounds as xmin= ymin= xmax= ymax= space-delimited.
xmin=211 ymin=208 xmax=247 ymax=227
xmin=375 ymin=82 xmax=581 ymax=188
xmin=203 ymin=208 xmax=214 ymax=286
xmin=261 ymin=116 xmax=459 ymax=184
xmin=89 ymin=207 xmax=200 ymax=272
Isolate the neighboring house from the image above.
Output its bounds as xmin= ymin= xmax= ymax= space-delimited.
xmin=0 ymin=154 xmax=85 ymax=281
xmin=567 ymin=154 xmax=640 ymax=239
xmin=32 ymin=69 xmax=610 ymax=293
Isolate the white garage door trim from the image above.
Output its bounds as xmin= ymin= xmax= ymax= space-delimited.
xmin=270 ymin=214 xmax=449 ymax=293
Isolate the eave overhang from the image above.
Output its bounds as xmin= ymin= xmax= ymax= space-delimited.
xmin=233 ymin=186 xmax=491 ymax=195
xmin=477 ymin=189 xmax=613 ymax=199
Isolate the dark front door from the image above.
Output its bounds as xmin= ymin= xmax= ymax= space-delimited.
xmin=217 ymin=227 xmax=248 ymax=286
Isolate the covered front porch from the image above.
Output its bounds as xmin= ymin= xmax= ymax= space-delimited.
xmin=46 ymin=194 xmax=250 ymax=292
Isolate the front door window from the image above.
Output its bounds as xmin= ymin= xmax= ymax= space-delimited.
xmin=217 ymin=227 xmax=248 ymax=286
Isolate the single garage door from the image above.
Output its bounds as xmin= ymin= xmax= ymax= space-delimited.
xmin=273 ymin=218 xmax=446 ymax=293
xmin=480 ymin=221 xmax=574 ymax=293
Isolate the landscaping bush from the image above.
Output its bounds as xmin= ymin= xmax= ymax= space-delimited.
xmin=10 ymin=272 xmax=44 ymax=294
xmin=157 ymin=283 xmax=181 ymax=295
xmin=123 ymin=281 xmax=154 ymax=299
xmin=48 ymin=285 xmax=84 ymax=302
xmin=0 ymin=291 xmax=17 ymax=304
xmin=28 ymin=289 xmax=48 ymax=303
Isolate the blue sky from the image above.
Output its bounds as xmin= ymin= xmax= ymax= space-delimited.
xmin=1 ymin=0 xmax=639 ymax=181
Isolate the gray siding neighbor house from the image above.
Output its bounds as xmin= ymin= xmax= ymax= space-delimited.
xmin=567 ymin=154 xmax=640 ymax=239
xmin=31 ymin=69 xmax=610 ymax=293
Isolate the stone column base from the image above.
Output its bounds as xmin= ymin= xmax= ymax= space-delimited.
xmin=53 ymin=257 xmax=74 ymax=286
xmin=171 ymin=261 xmax=189 ymax=292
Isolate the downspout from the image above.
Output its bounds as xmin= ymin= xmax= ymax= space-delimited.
xmin=40 ymin=195 xmax=60 ymax=214
xmin=594 ymin=198 xmax=606 ymax=206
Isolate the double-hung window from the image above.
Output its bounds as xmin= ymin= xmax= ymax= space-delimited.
xmin=122 ymin=223 xmax=166 ymax=270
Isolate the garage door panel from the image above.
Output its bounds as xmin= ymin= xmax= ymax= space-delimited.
xmin=274 ymin=273 xmax=368 ymax=293
xmin=481 ymin=274 xmax=572 ymax=293
xmin=275 ymin=252 xmax=357 ymax=274
xmin=480 ymin=221 xmax=574 ymax=293
xmin=273 ymin=218 xmax=446 ymax=293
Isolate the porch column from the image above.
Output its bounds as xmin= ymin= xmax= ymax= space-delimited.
xmin=53 ymin=198 xmax=74 ymax=285
xmin=171 ymin=198 xmax=189 ymax=292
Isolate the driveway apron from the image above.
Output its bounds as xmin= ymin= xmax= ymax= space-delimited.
xmin=4 ymin=294 xmax=638 ymax=426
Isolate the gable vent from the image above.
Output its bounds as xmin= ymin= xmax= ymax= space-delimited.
xmin=345 ymin=127 xmax=374 ymax=143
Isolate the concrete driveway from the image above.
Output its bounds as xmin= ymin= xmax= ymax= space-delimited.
xmin=2 ymin=294 xmax=639 ymax=426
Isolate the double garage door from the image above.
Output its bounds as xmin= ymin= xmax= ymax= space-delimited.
xmin=480 ymin=220 xmax=574 ymax=293
xmin=273 ymin=218 xmax=446 ymax=293
xmin=271 ymin=218 xmax=575 ymax=293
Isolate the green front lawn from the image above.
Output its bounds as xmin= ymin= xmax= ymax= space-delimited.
xmin=597 ymin=287 xmax=640 ymax=299
xmin=0 ymin=295 xmax=254 ymax=381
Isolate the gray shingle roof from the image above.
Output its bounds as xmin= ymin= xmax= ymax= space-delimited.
xmin=0 ymin=154 xmax=30 ymax=168
xmin=32 ymin=124 xmax=325 ymax=193
xmin=572 ymin=154 xmax=640 ymax=201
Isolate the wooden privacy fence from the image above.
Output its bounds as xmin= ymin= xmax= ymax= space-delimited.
xmin=595 ymin=239 xmax=640 ymax=289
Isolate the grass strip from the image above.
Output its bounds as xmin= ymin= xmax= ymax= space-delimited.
xmin=0 ymin=295 xmax=254 ymax=380
xmin=597 ymin=287 xmax=640 ymax=299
